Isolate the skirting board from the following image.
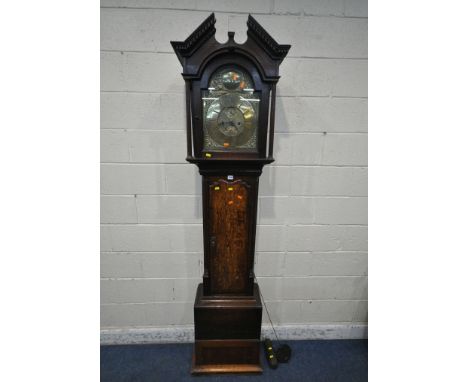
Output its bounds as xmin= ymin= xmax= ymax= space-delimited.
xmin=101 ymin=324 xmax=367 ymax=345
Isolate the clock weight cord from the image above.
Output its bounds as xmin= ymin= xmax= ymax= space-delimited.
xmin=254 ymin=274 xmax=280 ymax=343
xmin=254 ymin=274 xmax=292 ymax=366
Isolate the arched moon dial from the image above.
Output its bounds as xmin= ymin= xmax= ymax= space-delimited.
xmin=205 ymin=94 xmax=256 ymax=147
xmin=221 ymin=71 xmax=242 ymax=90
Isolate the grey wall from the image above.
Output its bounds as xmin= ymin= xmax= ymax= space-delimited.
xmin=101 ymin=0 xmax=368 ymax=334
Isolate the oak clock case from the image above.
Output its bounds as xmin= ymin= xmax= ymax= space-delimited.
xmin=171 ymin=13 xmax=290 ymax=374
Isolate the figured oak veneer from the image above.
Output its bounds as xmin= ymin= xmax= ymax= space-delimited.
xmin=208 ymin=178 xmax=250 ymax=294
xmin=202 ymin=175 xmax=259 ymax=296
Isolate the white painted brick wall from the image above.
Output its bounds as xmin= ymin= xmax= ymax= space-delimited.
xmin=101 ymin=0 xmax=367 ymax=330
xmin=101 ymin=93 xmax=185 ymax=130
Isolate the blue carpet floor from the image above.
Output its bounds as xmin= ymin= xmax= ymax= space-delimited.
xmin=101 ymin=340 xmax=367 ymax=381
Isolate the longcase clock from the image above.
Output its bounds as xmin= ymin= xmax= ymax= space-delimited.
xmin=171 ymin=13 xmax=290 ymax=374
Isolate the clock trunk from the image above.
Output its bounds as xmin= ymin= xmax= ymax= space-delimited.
xmin=203 ymin=175 xmax=258 ymax=295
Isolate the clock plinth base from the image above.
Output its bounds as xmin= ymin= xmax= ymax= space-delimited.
xmin=191 ymin=340 xmax=262 ymax=375
xmin=191 ymin=283 xmax=263 ymax=374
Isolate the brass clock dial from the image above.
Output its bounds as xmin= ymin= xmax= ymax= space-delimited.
xmin=202 ymin=67 xmax=259 ymax=151
xmin=205 ymin=93 xmax=256 ymax=148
